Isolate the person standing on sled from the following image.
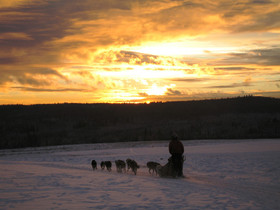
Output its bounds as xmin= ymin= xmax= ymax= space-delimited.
xmin=169 ymin=134 xmax=184 ymax=177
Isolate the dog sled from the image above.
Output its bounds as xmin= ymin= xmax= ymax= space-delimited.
xmin=91 ymin=156 xmax=185 ymax=178
xmin=156 ymin=155 xmax=185 ymax=178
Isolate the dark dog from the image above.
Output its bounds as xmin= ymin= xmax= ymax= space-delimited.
xmin=100 ymin=161 xmax=112 ymax=171
xmin=105 ymin=161 xmax=112 ymax=171
xmin=147 ymin=161 xmax=161 ymax=175
xmin=100 ymin=161 xmax=106 ymax=170
xmin=91 ymin=160 xmax=97 ymax=170
xmin=115 ymin=160 xmax=126 ymax=173
xmin=126 ymin=159 xmax=140 ymax=175
xmin=126 ymin=159 xmax=133 ymax=171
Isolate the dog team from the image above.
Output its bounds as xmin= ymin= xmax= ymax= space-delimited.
xmin=91 ymin=159 xmax=160 ymax=175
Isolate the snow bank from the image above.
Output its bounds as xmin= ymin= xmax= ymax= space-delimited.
xmin=0 ymin=139 xmax=279 ymax=209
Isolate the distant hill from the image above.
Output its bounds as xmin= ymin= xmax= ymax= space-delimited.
xmin=1 ymin=96 xmax=280 ymax=149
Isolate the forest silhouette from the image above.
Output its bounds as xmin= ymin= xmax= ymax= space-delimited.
xmin=1 ymin=96 xmax=279 ymax=149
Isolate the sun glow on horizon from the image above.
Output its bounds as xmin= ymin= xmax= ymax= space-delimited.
xmin=129 ymin=41 xmax=240 ymax=57
xmin=96 ymin=66 xmax=188 ymax=79
xmin=146 ymin=83 xmax=172 ymax=96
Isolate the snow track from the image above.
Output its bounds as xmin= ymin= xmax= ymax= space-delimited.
xmin=0 ymin=139 xmax=279 ymax=209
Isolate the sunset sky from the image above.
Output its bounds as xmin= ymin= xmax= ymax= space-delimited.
xmin=0 ymin=0 xmax=280 ymax=104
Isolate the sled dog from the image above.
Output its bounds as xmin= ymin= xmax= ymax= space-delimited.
xmin=146 ymin=161 xmax=161 ymax=175
xmin=91 ymin=160 xmax=97 ymax=170
xmin=105 ymin=161 xmax=112 ymax=171
xmin=100 ymin=161 xmax=112 ymax=171
xmin=115 ymin=160 xmax=126 ymax=173
xmin=126 ymin=159 xmax=133 ymax=171
xmin=126 ymin=159 xmax=139 ymax=175
xmin=100 ymin=161 xmax=105 ymax=170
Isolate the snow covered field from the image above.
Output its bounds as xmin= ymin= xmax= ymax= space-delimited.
xmin=0 ymin=139 xmax=279 ymax=209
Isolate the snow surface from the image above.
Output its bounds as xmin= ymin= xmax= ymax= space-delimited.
xmin=0 ymin=139 xmax=279 ymax=209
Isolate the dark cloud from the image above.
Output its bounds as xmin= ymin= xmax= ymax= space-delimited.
xmin=1 ymin=0 xmax=279 ymax=51
xmin=251 ymin=0 xmax=274 ymax=4
xmin=145 ymin=0 xmax=280 ymax=36
xmin=170 ymin=78 xmax=211 ymax=82
xmin=214 ymin=67 xmax=256 ymax=71
xmin=218 ymin=0 xmax=280 ymax=33
xmin=95 ymin=50 xmax=179 ymax=66
xmin=0 ymin=0 xmax=135 ymax=67
xmin=0 ymin=4 xmax=68 ymax=46
xmin=166 ymin=88 xmax=182 ymax=95
xmin=255 ymin=90 xmax=280 ymax=98
xmin=1 ymin=0 xmax=279 ymax=68
xmin=233 ymin=10 xmax=280 ymax=33
xmin=215 ymin=48 xmax=280 ymax=66
xmin=117 ymin=51 xmax=161 ymax=65
xmin=0 ymin=67 xmax=65 ymax=85
xmin=0 ymin=57 xmax=18 ymax=64
xmin=208 ymin=80 xmax=252 ymax=89
xmin=138 ymin=92 xmax=149 ymax=97
xmin=12 ymin=87 xmax=89 ymax=92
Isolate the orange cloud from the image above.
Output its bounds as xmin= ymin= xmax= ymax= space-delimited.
xmin=0 ymin=0 xmax=279 ymax=104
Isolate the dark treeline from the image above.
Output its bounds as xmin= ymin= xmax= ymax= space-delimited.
xmin=1 ymin=96 xmax=280 ymax=149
